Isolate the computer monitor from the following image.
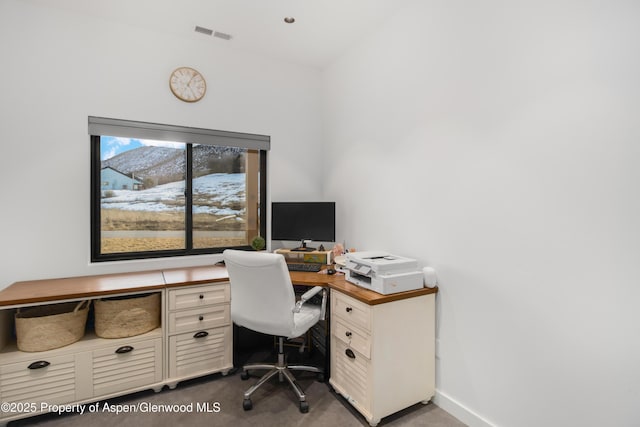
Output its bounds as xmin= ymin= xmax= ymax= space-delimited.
xmin=271 ymin=202 xmax=335 ymax=251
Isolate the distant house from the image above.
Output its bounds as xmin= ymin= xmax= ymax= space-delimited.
xmin=101 ymin=167 xmax=143 ymax=191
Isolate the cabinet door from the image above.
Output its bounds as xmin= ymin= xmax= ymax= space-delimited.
xmin=0 ymin=354 xmax=76 ymax=405
xmin=92 ymin=337 xmax=162 ymax=397
xmin=331 ymin=338 xmax=372 ymax=416
xmin=168 ymin=326 xmax=232 ymax=379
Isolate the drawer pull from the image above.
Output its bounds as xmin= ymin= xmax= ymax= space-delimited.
xmin=194 ymin=331 xmax=209 ymax=339
xmin=115 ymin=345 xmax=134 ymax=354
xmin=345 ymin=331 xmax=352 ymax=338
xmin=345 ymin=348 xmax=356 ymax=359
xmin=346 ymin=307 xmax=353 ymax=313
xmin=199 ymin=294 xmax=204 ymax=299
xmin=28 ymin=360 xmax=50 ymax=370
xmin=199 ymin=315 xmax=204 ymax=321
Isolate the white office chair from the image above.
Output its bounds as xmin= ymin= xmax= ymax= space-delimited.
xmin=223 ymin=249 xmax=327 ymax=413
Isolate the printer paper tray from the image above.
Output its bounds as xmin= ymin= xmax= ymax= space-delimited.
xmin=346 ymin=270 xmax=423 ymax=295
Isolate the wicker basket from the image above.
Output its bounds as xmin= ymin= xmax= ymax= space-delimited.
xmin=15 ymin=300 xmax=90 ymax=352
xmin=94 ymin=293 xmax=160 ymax=338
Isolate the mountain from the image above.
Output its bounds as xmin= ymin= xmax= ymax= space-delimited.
xmin=101 ymin=145 xmax=245 ymax=185
xmin=102 ymin=146 xmax=180 ymax=176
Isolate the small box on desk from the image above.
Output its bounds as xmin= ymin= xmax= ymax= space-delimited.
xmin=303 ymin=252 xmax=333 ymax=264
xmin=275 ymin=248 xmax=334 ymax=265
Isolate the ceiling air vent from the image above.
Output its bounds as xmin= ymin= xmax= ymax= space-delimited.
xmin=213 ymin=31 xmax=232 ymax=40
xmin=194 ymin=26 xmax=213 ymax=36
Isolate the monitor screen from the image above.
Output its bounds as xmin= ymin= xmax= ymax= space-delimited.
xmin=271 ymin=202 xmax=335 ymax=244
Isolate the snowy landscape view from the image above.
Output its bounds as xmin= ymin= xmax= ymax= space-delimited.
xmin=101 ymin=173 xmax=246 ymax=217
xmin=99 ymin=139 xmax=250 ymax=252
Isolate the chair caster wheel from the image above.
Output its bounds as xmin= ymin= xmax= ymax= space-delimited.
xmin=299 ymin=401 xmax=309 ymax=413
xmin=316 ymin=372 xmax=325 ymax=382
xmin=243 ymin=398 xmax=253 ymax=411
xmin=241 ymin=371 xmax=250 ymax=380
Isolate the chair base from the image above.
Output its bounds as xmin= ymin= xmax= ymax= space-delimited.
xmin=240 ymin=337 xmax=323 ymax=413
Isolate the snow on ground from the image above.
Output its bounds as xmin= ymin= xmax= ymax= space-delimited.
xmin=102 ymin=173 xmax=245 ymax=216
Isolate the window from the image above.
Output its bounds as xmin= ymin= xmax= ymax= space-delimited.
xmin=90 ymin=117 xmax=268 ymax=262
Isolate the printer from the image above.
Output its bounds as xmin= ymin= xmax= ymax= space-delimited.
xmin=344 ymin=251 xmax=424 ymax=295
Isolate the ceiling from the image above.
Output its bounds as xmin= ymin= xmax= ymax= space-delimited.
xmin=25 ymin=0 xmax=410 ymax=69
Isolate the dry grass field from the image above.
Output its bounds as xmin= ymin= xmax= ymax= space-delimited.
xmin=102 ymin=237 xmax=185 ymax=253
xmin=101 ymin=209 xmax=243 ymax=231
xmin=101 ymin=209 xmax=248 ymax=253
xmin=101 ymin=236 xmax=247 ymax=253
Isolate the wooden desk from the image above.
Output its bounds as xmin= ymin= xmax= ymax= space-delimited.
xmin=0 ymin=266 xmax=436 ymax=426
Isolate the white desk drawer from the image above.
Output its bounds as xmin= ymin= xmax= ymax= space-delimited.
xmin=0 ymin=354 xmax=76 ymax=404
xmin=168 ymin=284 xmax=229 ymax=311
xmin=169 ymin=326 xmax=232 ymax=378
xmin=168 ymin=304 xmax=230 ymax=334
xmin=332 ymin=338 xmax=371 ymax=412
xmin=92 ymin=337 xmax=162 ymax=396
xmin=334 ymin=319 xmax=371 ymax=359
xmin=332 ymin=291 xmax=371 ymax=332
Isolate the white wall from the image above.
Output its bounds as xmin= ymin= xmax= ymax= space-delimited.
xmin=0 ymin=1 xmax=324 ymax=287
xmin=323 ymin=1 xmax=640 ymax=426
xmin=3 ymin=1 xmax=640 ymax=425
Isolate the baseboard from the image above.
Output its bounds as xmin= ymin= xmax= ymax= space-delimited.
xmin=433 ymin=390 xmax=496 ymax=427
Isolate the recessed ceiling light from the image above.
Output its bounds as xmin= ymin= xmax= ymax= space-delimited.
xmin=284 ymin=17 xmax=295 ymax=24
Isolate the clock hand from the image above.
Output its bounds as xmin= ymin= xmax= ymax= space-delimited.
xmin=187 ymin=74 xmax=197 ymax=86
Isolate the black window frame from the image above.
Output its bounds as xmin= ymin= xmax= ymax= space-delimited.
xmin=90 ymin=119 xmax=267 ymax=263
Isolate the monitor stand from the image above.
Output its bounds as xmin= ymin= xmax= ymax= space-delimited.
xmin=290 ymin=240 xmax=316 ymax=252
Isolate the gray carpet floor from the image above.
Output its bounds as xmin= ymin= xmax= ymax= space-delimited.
xmin=9 ymin=371 xmax=466 ymax=427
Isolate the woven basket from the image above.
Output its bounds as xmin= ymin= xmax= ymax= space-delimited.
xmin=15 ymin=300 xmax=90 ymax=352
xmin=94 ymin=293 xmax=160 ymax=338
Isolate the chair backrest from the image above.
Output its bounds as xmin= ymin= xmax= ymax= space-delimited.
xmin=223 ymin=249 xmax=296 ymax=337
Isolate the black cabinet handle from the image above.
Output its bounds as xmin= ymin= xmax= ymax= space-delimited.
xmin=346 ymin=307 xmax=353 ymax=313
xmin=199 ymin=315 xmax=204 ymax=321
xmin=194 ymin=331 xmax=209 ymax=339
xmin=28 ymin=360 xmax=50 ymax=370
xmin=199 ymin=294 xmax=204 ymax=299
xmin=115 ymin=345 xmax=134 ymax=354
xmin=345 ymin=349 xmax=356 ymax=359
xmin=345 ymin=331 xmax=352 ymax=338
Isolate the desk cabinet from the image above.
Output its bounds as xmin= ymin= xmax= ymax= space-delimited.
xmin=0 ymin=291 xmax=165 ymax=425
xmin=0 ymin=329 xmax=164 ymax=424
xmin=165 ymin=282 xmax=232 ymax=388
xmin=329 ymin=290 xmax=435 ymax=427
xmin=0 ymin=282 xmax=234 ymax=424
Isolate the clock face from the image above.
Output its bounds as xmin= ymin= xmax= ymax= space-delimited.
xmin=169 ymin=67 xmax=206 ymax=102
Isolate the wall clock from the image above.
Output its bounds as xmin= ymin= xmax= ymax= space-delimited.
xmin=169 ymin=67 xmax=206 ymax=102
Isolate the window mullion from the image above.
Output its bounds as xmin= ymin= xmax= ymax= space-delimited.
xmin=185 ymin=144 xmax=193 ymax=251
